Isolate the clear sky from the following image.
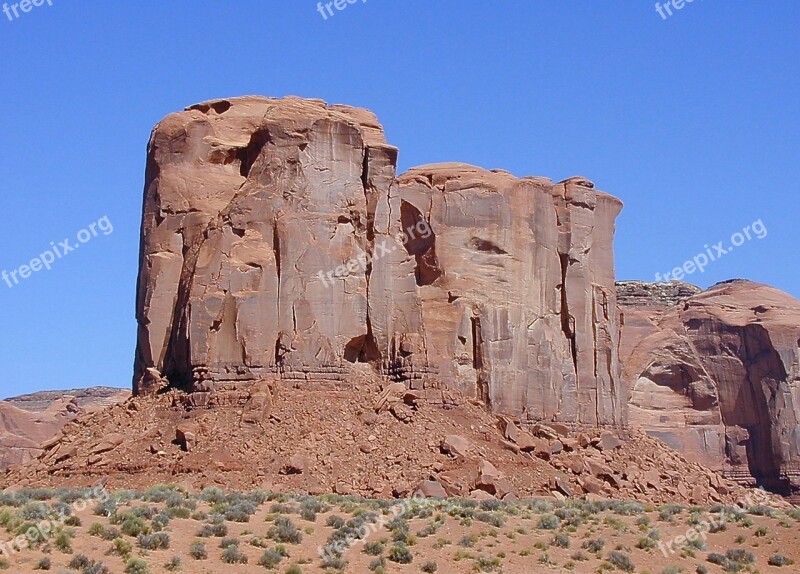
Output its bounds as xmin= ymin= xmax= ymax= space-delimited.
xmin=1 ymin=1 xmax=798 ymax=398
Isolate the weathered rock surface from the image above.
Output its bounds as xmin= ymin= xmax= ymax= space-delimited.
xmin=134 ymin=96 xmax=625 ymax=427
xmin=395 ymin=165 xmax=625 ymax=426
xmin=0 ymin=387 xmax=129 ymax=470
xmin=618 ymin=279 xmax=800 ymax=495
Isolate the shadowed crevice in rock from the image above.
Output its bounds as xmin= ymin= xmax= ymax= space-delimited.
xmin=400 ymin=200 xmax=441 ymax=286
xmin=344 ymin=334 xmax=381 ymax=363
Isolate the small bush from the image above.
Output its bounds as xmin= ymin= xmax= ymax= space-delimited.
xmin=608 ymin=551 xmax=635 ymax=573
xmin=388 ymin=542 xmax=413 ymax=564
xmin=420 ymin=560 xmax=438 ymax=573
xmin=125 ymin=557 xmax=149 ymax=574
xmin=768 ymin=555 xmax=795 ymax=567
xmin=475 ymin=556 xmax=502 ymax=572
xmin=112 ymin=537 xmax=133 ymax=557
xmin=726 ymin=548 xmax=755 ymax=565
xmin=552 ymin=533 xmax=570 ymax=548
xmin=364 ymin=540 xmax=385 ymax=556
xmin=571 ymin=551 xmax=589 ymax=561
xmin=138 ymin=532 xmax=170 ymax=550
xmin=68 ymin=555 xmax=92 ymax=569
xmin=20 ymin=501 xmax=50 ymax=521
xmin=637 ymin=536 xmax=657 ymax=550
xmin=34 ymin=557 xmax=51 ymax=571
xmin=267 ymin=517 xmax=302 ymax=544
xmin=220 ymin=537 xmax=240 ymax=548
xmin=222 ymin=545 xmax=249 ymax=564
xmin=537 ymin=514 xmax=560 ymax=530
xmin=198 ymin=522 xmax=228 ymax=538
xmin=326 ymin=515 xmax=345 ymax=529
xmin=582 ymin=538 xmax=605 ymax=553
xmin=121 ymin=516 xmax=149 ymax=537
xmin=258 ymin=548 xmax=284 ymax=569
xmin=85 ymin=562 xmax=111 ymax=574
xmin=54 ymin=529 xmax=73 ymax=553
xmin=189 ymin=540 xmax=207 ymax=560
xmin=165 ymin=556 xmax=182 ymax=571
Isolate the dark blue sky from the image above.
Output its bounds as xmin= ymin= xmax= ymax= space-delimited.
xmin=1 ymin=1 xmax=798 ymax=397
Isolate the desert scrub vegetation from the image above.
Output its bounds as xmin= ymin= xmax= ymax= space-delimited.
xmin=607 ymin=550 xmax=635 ymax=572
xmin=1 ymin=487 xmax=797 ymax=574
xmin=768 ymin=554 xmax=795 ymax=567
xmin=388 ymin=542 xmax=414 ymax=564
xmin=268 ymin=516 xmax=303 ymax=544
xmin=138 ymin=531 xmax=170 ymax=550
xmin=258 ymin=547 xmax=286 ymax=569
xmin=164 ymin=555 xmax=182 ymax=571
xmin=189 ymin=540 xmax=208 ymax=560
xmin=198 ymin=515 xmax=228 ymax=538
xmin=221 ymin=543 xmax=249 ymax=564
xmin=125 ymin=557 xmax=149 ymax=574
xmin=537 ymin=514 xmax=561 ymax=530
xmin=707 ymin=548 xmax=756 ymax=572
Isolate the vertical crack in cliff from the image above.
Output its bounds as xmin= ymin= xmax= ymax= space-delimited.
xmin=592 ymin=287 xmax=601 ymax=426
xmin=272 ymin=220 xmax=281 ymax=294
xmin=347 ymin=144 xmax=380 ymax=365
xmin=471 ymin=315 xmax=490 ymax=407
xmin=163 ymin=225 xmax=214 ymax=390
xmin=559 ymin=253 xmax=578 ymax=376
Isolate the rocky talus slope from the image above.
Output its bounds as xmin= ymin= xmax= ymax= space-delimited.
xmin=3 ymin=368 xmax=770 ymax=508
xmin=618 ymin=279 xmax=800 ymax=497
xmin=0 ymin=387 xmax=129 ymax=470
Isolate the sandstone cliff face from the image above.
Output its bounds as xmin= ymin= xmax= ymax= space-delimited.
xmin=396 ymin=165 xmax=624 ymax=425
xmin=619 ymin=280 xmax=800 ymax=494
xmin=134 ymin=96 xmax=625 ymax=427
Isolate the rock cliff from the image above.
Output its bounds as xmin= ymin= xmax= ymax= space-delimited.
xmin=134 ymin=96 xmax=625 ymax=427
xmin=0 ymin=387 xmax=129 ymax=470
xmin=618 ymin=279 xmax=800 ymax=495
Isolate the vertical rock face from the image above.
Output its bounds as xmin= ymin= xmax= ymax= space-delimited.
xmin=134 ymin=96 xmax=625 ymax=428
xmin=619 ymin=280 xmax=800 ymax=494
xmin=134 ymin=96 xmax=406 ymax=390
xmin=396 ymin=165 xmax=625 ymax=426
